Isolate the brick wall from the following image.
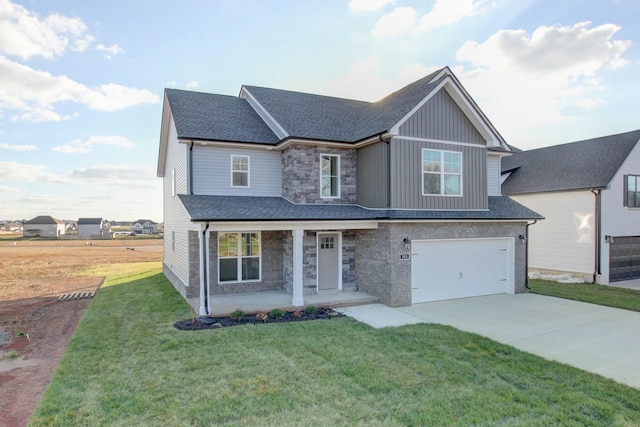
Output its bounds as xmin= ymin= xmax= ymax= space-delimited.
xmin=356 ymin=222 xmax=529 ymax=306
xmin=282 ymin=144 xmax=356 ymax=204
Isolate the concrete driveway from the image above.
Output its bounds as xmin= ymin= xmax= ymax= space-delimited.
xmin=338 ymin=294 xmax=640 ymax=389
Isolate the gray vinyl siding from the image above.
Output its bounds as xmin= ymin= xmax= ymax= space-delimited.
xmin=487 ymin=156 xmax=501 ymax=196
xmin=357 ymin=141 xmax=389 ymax=207
xmin=191 ymin=146 xmax=282 ymax=196
xmin=389 ymin=138 xmax=488 ymax=209
xmin=399 ymin=89 xmax=485 ymax=145
xmin=163 ymin=116 xmax=198 ymax=289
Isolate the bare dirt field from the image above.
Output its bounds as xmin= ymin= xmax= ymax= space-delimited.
xmin=0 ymin=237 xmax=163 ymax=427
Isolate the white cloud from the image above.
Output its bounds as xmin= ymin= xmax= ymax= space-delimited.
xmin=455 ymin=22 xmax=631 ymax=147
xmin=0 ymin=142 xmax=38 ymax=151
xmin=372 ymin=7 xmax=416 ymax=38
xmin=0 ymin=161 xmax=68 ymax=183
xmin=96 ymin=43 xmax=124 ymax=59
xmin=65 ymin=165 xmax=155 ymax=183
xmin=0 ymin=0 xmax=94 ymax=59
xmin=349 ymin=0 xmax=395 ymax=11
xmin=53 ymin=135 xmax=136 ymax=154
xmin=414 ymin=0 xmax=489 ymax=33
xmin=0 ymin=54 xmax=159 ymax=121
xmin=186 ymin=80 xmax=199 ymax=89
xmin=322 ymin=57 xmax=439 ymax=101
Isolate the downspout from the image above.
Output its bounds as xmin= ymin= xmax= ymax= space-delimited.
xmin=524 ymin=220 xmax=537 ymax=289
xmin=380 ymin=134 xmax=391 ymax=208
xmin=591 ymin=189 xmax=602 ymax=283
xmin=188 ymin=141 xmax=194 ymax=195
xmin=201 ymin=221 xmax=210 ymax=315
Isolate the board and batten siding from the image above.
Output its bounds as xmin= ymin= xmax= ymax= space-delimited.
xmin=163 ymin=116 xmax=198 ymax=289
xmin=511 ymin=191 xmax=595 ymax=275
xmin=191 ymin=146 xmax=282 ymax=196
xmin=487 ymin=155 xmax=501 ymax=196
xmin=398 ymin=89 xmax=485 ymax=145
xmin=357 ymin=141 xmax=389 ymax=207
xmin=389 ymin=138 xmax=488 ymax=210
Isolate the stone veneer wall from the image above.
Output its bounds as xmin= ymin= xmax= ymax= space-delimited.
xmin=208 ymin=230 xmax=284 ymax=295
xmin=342 ymin=231 xmax=356 ymax=291
xmin=281 ymin=144 xmax=356 ymax=204
xmin=356 ymin=222 xmax=529 ymax=307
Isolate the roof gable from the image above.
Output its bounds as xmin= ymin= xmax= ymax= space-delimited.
xmin=26 ymin=215 xmax=62 ymax=224
xmin=502 ymin=129 xmax=640 ymax=195
xmin=78 ymin=218 xmax=103 ymax=225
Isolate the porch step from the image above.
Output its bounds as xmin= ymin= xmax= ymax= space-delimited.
xmin=58 ymin=291 xmax=95 ymax=301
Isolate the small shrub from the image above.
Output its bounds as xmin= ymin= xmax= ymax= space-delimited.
xmin=230 ymin=309 xmax=245 ymax=320
xmin=269 ymin=308 xmax=285 ymax=319
xmin=16 ymin=331 xmax=26 ymax=337
xmin=256 ymin=312 xmax=268 ymax=323
xmin=304 ymin=305 xmax=318 ymax=315
xmin=5 ymin=350 xmax=19 ymax=360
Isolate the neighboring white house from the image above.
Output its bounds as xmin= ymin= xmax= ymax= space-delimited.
xmin=132 ymin=220 xmax=158 ymax=234
xmin=1 ymin=221 xmax=22 ymax=232
xmin=502 ymin=129 xmax=640 ymax=284
xmin=77 ymin=218 xmax=111 ymax=238
xmin=23 ymin=215 xmax=66 ymax=237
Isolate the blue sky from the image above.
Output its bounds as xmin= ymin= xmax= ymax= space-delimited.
xmin=1 ymin=0 xmax=638 ymax=222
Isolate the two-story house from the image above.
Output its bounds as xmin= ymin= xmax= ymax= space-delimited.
xmin=157 ymin=67 xmax=542 ymax=315
xmin=77 ymin=217 xmax=111 ymax=238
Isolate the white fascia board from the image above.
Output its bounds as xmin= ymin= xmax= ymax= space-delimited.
xmin=197 ymin=220 xmax=379 ymax=232
xmin=157 ymin=95 xmax=173 ymax=177
xmin=240 ymin=86 xmax=289 ymax=139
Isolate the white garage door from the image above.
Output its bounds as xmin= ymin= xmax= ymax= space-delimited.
xmin=411 ymin=238 xmax=513 ymax=304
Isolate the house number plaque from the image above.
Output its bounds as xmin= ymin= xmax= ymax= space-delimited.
xmin=400 ymin=254 xmax=410 ymax=260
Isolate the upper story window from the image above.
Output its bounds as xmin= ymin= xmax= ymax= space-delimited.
xmin=231 ymin=155 xmax=249 ymax=187
xmin=422 ymin=149 xmax=462 ymax=196
xmin=624 ymin=175 xmax=640 ymax=207
xmin=321 ymin=154 xmax=340 ymax=198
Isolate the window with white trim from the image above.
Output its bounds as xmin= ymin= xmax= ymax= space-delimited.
xmin=231 ymin=155 xmax=249 ymax=187
xmin=218 ymin=232 xmax=261 ymax=283
xmin=625 ymin=175 xmax=640 ymax=207
xmin=321 ymin=154 xmax=340 ymax=198
xmin=422 ymin=149 xmax=462 ymax=196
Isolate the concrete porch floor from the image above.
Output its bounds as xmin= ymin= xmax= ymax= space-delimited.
xmin=206 ymin=289 xmax=379 ymax=316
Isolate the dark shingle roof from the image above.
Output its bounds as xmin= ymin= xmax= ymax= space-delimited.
xmin=178 ymin=195 xmax=542 ymax=222
xmin=243 ymin=68 xmax=445 ymax=142
xmin=165 ymin=89 xmax=279 ymax=144
xmin=25 ymin=215 xmax=62 ymax=224
xmin=78 ymin=218 xmax=102 ymax=225
xmin=502 ymin=130 xmax=640 ymax=195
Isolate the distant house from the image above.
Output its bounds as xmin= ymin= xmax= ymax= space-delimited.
xmin=132 ymin=219 xmax=158 ymax=235
xmin=77 ymin=218 xmax=111 ymax=238
xmin=1 ymin=221 xmax=22 ymax=232
xmin=502 ymin=129 xmax=640 ymax=283
xmin=23 ymin=215 xmax=65 ymax=237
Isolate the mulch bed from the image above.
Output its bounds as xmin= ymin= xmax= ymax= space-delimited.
xmin=174 ymin=308 xmax=344 ymax=330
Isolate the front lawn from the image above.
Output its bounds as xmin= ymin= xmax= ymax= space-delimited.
xmin=30 ymin=264 xmax=640 ymax=426
xmin=529 ymin=279 xmax=640 ymax=312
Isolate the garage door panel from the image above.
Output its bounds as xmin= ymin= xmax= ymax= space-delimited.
xmin=411 ymin=238 xmax=512 ymax=304
xmin=610 ymin=236 xmax=640 ymax=282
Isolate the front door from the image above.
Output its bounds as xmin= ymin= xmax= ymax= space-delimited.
xmin=318 ymin=233 xmax=339 ymax=290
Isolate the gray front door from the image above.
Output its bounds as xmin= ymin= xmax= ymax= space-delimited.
xmin=318 ymin=233 xmax=339 ymax=290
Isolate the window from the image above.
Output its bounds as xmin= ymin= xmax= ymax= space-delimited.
xmin=422 ymin=149 xmax=462 ymax=196
xmin=321 ymin=154 xmax=340 ymax=198
xmin=625 ymin=175 xmax=640 ymax=207
xmin=231 ymin=155 xmax=249 ymax=187
xmin=218 ymin=232 xmax=261 ymax=283
xmin=171 ymin=168 xmax=176 ymax=197
xmin=171 ymin=231 xmax=175 ymax=251
xmin=320 ymin=236 xmax=334 ymax=249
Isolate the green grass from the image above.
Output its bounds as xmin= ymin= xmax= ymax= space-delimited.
xmin=530 ymin=279 xmax=640 ymax=312
xmin=30 ymin=263 xmax=640 ymax=426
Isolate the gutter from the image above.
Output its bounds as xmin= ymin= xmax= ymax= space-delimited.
xmin=524 ymin=220 xmax=538 ymax=289
xmin=591 ymin=189 xmax=602 ymax=283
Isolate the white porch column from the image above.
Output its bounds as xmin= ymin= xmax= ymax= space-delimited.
xmin=292 ymin=228 xmax=304 ymax=307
